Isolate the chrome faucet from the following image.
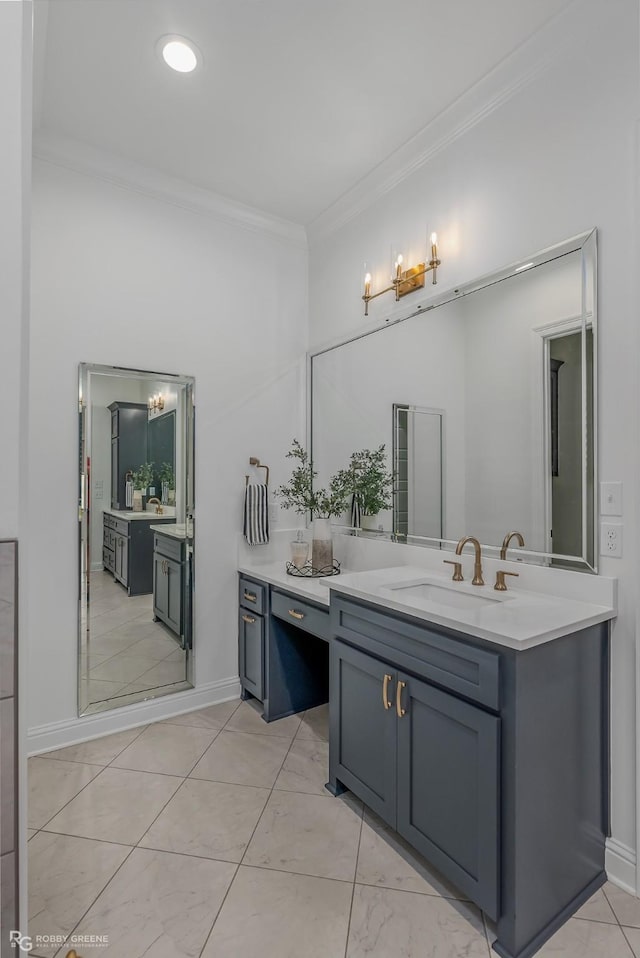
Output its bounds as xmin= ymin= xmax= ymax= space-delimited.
xmin=500 ymin=531 xmax=525 ymax=561
xmin=147 ymin=497 xmax=163 ymax=515
xmin=455 ymin=536 xmax=484 ymax=586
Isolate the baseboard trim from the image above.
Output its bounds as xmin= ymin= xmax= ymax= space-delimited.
xmin=606 ymin=837 xmax=637 ymax=895
xmin=27 ymin=676 xmax=241 ymax=755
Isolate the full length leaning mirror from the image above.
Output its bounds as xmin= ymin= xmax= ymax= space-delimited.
xmin=78 ymin=364 xmax=195 ymax=715
xmin=311 ymin=229 xmax=597 ymax=571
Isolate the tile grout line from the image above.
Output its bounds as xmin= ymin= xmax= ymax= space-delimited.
xmin=343 ymin=799 xmax=366 ymax=958
xmin=619 ymin=925 xmax=640 ymax=957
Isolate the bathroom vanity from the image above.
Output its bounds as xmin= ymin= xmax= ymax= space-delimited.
xmin=102 ymin=509 xmax=172 ymax=595
xmin=238 ymin=567 xmax=330 ymax=721
xmin=152 ymin=525 xmax=191 ymax=647
xmin=238 ymin=555 xmax=616 ymax=958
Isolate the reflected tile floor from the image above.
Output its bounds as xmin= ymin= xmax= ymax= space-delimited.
xmin=28 ymin=698 xmax=640 ymax=958
xmin=84 ymin=571 xmax=186 ymax=705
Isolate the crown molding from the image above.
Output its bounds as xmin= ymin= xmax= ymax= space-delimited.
xmin=33 ymin=129 xmax=308 ymax=249
xmin=307 ymin=0 xmax=584 ymax=246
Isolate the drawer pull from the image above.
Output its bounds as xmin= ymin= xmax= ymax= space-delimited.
xmin=382 ymin=673 xmax=393 ymax=710
xmin=242 ymin=614 xmax=256 ymax=625
xmin=396 ymin=680 xmax=407 ymax=718
xmin=243 ymin=591 xmax=257 ymax=603
xmin=288 ymin=608 xmax=305 ymax=620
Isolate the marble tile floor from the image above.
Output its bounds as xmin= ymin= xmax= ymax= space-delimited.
xmin=27 ymin=698 xmax=640 ymax=958
xmin=83 ymin=571 xmax=186 ymax=704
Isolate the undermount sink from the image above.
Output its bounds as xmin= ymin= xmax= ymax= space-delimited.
xmin=386 ymin=579 xmax=507 ymax=611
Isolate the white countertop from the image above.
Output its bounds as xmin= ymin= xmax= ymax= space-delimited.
xmin=238 ymin=560 xmax=350 ymax=607
xmin=104 ymin=508 xmax=175 ymax=522
xmin=328 ymin=566 xmax=616 ymax=650
xmin=150 ymin=523 xmax=189 ymax=540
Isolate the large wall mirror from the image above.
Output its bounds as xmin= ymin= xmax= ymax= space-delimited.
xmin=311 ymin=229 xmax=597 ymax=571
xmin=78 ymin=364 xmax=195 ymax=715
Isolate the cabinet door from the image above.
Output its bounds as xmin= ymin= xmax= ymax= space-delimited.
xmin=111 ymin=439 xmax=119 ymax=508
xmin=331 ymin=640 xmax=396 ymax=825
xmin=239 ymin=610 xmax=264 ymax=699
xmin=165 ymin=558 xmax=182 ymax=634
xmin=154 ymin=555 xmax=169 ymax=619
xmin=396 ymin=673 xmax=500 ymax=919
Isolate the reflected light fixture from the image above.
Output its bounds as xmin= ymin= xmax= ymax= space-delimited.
xmin=363 ymin=233 xmax=441 ymax=316
xmin=148 ymin=393 xmax=165 ymax=412
xmin=159 ymin=35 xmax=200 ymax=73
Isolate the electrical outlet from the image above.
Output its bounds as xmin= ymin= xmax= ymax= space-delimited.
xmin=600 ymin=522 xmax=623 ymax=558
xmin=269 ymin=502 xmax=278 ymax=524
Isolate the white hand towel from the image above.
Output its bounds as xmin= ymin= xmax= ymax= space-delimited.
xmin=243 ymin=483 xmax=270 ymax=545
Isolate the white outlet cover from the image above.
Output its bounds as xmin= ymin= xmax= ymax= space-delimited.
xmin=600 ymin=481 xmax=623 ymax=517
xmin=600 ymin=521 xmax=623 ymax=558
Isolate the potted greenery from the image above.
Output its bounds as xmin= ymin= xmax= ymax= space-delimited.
xmin=276 ymin=439 xmax=350 ymax=570
xmin=158 ymin=461 xmax=175 ymax=506
xmin=337 ymin=445 xmax=394 ymax=531
xmin=130 ymin=462 xmax=155 ymax=512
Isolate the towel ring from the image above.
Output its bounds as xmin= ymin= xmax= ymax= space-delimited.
xmin=245 ymin=457 xmax=270 ymax=487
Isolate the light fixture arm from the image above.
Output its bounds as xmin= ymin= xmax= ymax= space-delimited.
xmin=362 ymin=236 xmax=441 ymax=316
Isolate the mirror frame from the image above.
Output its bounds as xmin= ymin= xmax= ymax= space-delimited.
xmin=309 ymin=228 xmax=598 ymax=572
xmin=78 ymin=363 xmax=196 ymax=716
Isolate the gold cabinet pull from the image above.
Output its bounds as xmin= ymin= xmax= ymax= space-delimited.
xmin=242 ymin=614 xmax=256 ymax=624
xmin=288 ymin=608 xmax=305 ymax=620
xmin=382 ymin=673 xmax=393 ymax=710
xmin=243 ymin=591 xmax=257 ymax=603
xmin=396 ymin=680 xmax=407 ymax=718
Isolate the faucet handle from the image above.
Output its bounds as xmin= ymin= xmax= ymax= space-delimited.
xmin=494 ymin=570 xmax=519 ymax=592
xmin=443 ymin=560 xmax=464 ymax=582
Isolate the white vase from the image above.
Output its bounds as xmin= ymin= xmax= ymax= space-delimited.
xmin=361 ymin=513 xmax=380 ymax=531
xmin=312 ymin=517 xmax=333 ymax=571
xmin=132 ymin=490 xmax=143 ymax=513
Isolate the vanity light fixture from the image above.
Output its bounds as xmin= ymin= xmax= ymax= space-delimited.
xmin=148 ymin=393 xmax=165 ymax=413
xmin=362 ymin=233 xmax=441 ymax=316
xmin=158 ymin=35 xmax=200 ymax=73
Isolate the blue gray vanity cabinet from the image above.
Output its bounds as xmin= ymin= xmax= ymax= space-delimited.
xmin=153 ymin=532 xmax=185 ymax=639
xmin=108 ymin=401 xmax=147 ymax=510
xmin=238 ymin=577 xmax=266 ymax=701
xmin=329 ymin=595 xmax=609 ymax=958
xmin=103 ymin=513 xmax=172 ymax=596
xmin=238 ymin=575 xmax=330 ymax=722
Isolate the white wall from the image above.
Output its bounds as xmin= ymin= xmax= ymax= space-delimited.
xmin=309 ymin=0 xmax=639 ymax=876
xmin=29 ymin=159 xmax=307 ymax=734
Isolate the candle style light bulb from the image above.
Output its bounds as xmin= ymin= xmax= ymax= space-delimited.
xmin=430 ymin=232 xmax=438 ymax=262
xmin=395 ymin=253 xmax=403 ymax=280
xmin=364 ymin=272 xmax=372 ymax=298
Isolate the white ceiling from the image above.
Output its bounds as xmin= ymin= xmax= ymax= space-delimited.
xmin=33 ymin=0 xmax=572 ymax=227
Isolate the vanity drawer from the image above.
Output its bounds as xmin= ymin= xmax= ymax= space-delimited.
xmin=112 ymin=517 xmax=129 ymax=537
xmin=154 ymin=533 xmax=184 ymax=563
xmin=239 ymin=577 xmax=266 ymax=615
xmin=331 ymin=596 xmax=500 ymax=711
xmin=271 ymin=590 xmax=330 ymax=642
xmin=103 ymin=546 xmax=115 ymax=572
xmin=103 ymin=514 xmax=115 ymax=530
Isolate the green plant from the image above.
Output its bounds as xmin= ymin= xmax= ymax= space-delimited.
xmin=276 ymin=439 xmax=350 ymax=519
xmin=337 ymin=445 xmax=394 ymax=515
xmin=131 ymin=462 xmax=155 ymax=490
xmin=158 ymin=462 xmax=175 ymax=487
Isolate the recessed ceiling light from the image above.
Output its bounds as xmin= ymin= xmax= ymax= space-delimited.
xmin=515 ymin=262 xmax=535 ymax=272
xmin=158 ymin=35 xmax=200 ymax=73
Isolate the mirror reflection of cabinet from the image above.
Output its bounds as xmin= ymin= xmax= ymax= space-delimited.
xmin=108 ymin=401 xmax=147 ymax=509
xmin=79 ymin=364 xmax=195 ymax=717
